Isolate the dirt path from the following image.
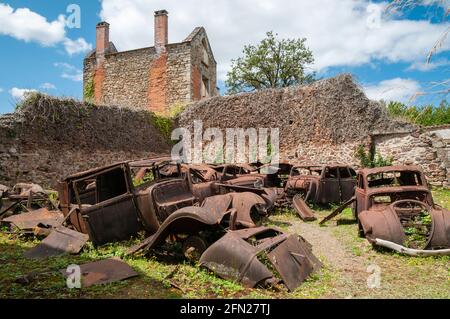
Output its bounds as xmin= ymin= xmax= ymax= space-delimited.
xmin=288 ymin=220 xmax=375 ymax=298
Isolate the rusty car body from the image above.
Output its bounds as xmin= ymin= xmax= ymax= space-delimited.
xmin=285 ymin=165 xmax=357 ymax=204
xmin=199 ymin=226 xmax=322 ymax=291
xmin=320 ymin=166 xmax=450 ymax=256
xmin=128 ymin=192 xmax=268 ymax=259
xmin=58 ymin=158 xmax=275 ymax=247
xmin=57 ymin=158 xmax=197 ymax=246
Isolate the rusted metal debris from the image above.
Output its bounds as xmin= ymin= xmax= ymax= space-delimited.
xmin=200 ymin=227 xmax=322 ymax=291
xmin=61 ymin=257 xmax=138 ymax=288
xmin=0 ymin=182 xmax=58 ymax=219
xmin=58 ymin=159 xmax=276 ymax=247
xmin=128 ymin=192 xmax=267 ymax=257
xmin=24 ymin=226 xmax=89 ymax=259
xmin=292 ymin=194 xmax=316 ymax=221
xmin=2 ymin=208 xmax=64 ymax=230
xmin=320 ymin=166 xmax=450 ymax=255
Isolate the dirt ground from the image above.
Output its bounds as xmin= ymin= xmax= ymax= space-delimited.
xmin=0 ymin=188 xmax=449 ymax=299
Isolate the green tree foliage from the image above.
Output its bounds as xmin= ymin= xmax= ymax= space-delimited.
xmin=226 ymin=31 xmax=315 ymax=94
xmin=387 ymin=100 xmax=450 ymax=126
xmin=355 ymin=144 xmax=393 ymax=168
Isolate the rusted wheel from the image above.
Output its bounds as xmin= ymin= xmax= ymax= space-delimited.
xmin=182 ymin=235 xmax=208 ymax=262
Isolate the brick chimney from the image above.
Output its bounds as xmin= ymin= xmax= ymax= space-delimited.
xmin=96 ymin=21 xmax=110 ymax=61
xmin=154 ymin=10 xmax=168 ymax=53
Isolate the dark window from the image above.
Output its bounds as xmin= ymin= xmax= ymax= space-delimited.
xmin=96 ymin=168 xmax=128 ymax=202
xmin=324 ymin=167 xmax=338 ymax=179
xmin=339 ymin=167 xmax=352 ymax=179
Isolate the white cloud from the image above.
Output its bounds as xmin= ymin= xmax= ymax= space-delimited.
xmin=364 ymin=78 xmax=421 ymax=102
xmin=406 ymin=59 xmax=450 ymax=72
xmin=9 ymin=88 xmax=38 ymax=102
xmin=0 ymin=88 xmax=3 ymax=93
xmin=0 ymin=3 xmax=66 ymax=46
xmin=40 ymin=82 xmax=56 ymax=90
xmin=0 ymin=3 xmax=91 ymax=55
xmin=99 ymin=0 xmax=449 ymax=80
xmin=54 ymin=62 xmax=83 ymax=82
xmin=63 ymin=37 xmax=93 ymax=55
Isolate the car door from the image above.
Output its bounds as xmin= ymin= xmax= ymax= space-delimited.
xmin=78 ymin=165 xmax=142 ymax=246
xmin=338 ymin=167 xmax=357 ymax=202
xmin=318 ymin=167 xmax=340 ymax=204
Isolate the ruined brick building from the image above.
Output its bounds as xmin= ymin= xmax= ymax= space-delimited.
xmin=83 ymin=10 xmax=218 ymax=112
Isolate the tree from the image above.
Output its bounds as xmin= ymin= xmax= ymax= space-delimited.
xmin=226 ymin=31 xmax=315 ymax=94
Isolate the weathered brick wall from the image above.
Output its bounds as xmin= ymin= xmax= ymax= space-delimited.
xmin=374 ymin=127 xmax=450 ymax=186
xmin=83 ymin=29 xmax=217 ymax=112
xmin=0 ymin=96 xmax=170 ymax=188
xmin=189 ymin=29 xmax=217 ymax=99
xmin=166 ymin=43 xmax=192 ymax=107
xmin=178 ymin=75 xmax=449 ymax=186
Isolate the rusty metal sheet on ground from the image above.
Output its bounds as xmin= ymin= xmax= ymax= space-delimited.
xmin=292 ymin=195 xmax=316 ymax=221
xmin=61 ymin=257 xmax=138 ymax=288
xmin=24 ymin=227 xmax=89 ymax=259
xmin=3 ymin=208 xmax=64 ymax=230
xmin=268 ymin=235 xmax=322 ymax=292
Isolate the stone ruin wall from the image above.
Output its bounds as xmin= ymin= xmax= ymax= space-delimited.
xmin=373 ymin=126 xmax=450 ymax=186
xmin=178 ymin=74 xmax=449 ymax=186
xmin=1 ymin=74 xmax=448 ymax=189
xmin=0 ymin=98 xmax=170 ymax=189
xmin=83 ymin=44 xmax=192 ymax=113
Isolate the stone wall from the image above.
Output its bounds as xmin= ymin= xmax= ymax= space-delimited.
xmin=0 ymin=95 xmax=170 ymax=188
xmin=178 ymin=75 xmax=449 ymax=186
xmin=373 ymin=126 xmax=450 ymax=186
xmin=83 ymin=29 xmax=217 ymax=113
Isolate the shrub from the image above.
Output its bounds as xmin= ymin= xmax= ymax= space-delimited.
xmin=355 ymin=144 xmax=393 ymax=168
xmin=387 ymin=100 xmax=450 ymax=126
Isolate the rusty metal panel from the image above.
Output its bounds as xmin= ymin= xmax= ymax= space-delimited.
xmin=24 ymin=227 xmax=89 ymax=259
xmin=3 ymin=208 xmax=64 ymax=230
xmin=359 ymin=207 xmax=406 ymax=245
xmin=268 ymin=235 xmax=322 ymax=292
xmin=82 ymin=194 xmax=142 ymax=246
xmin=61 ymin=257 xmax=138 ymax=288
xmin=339 ymin=178 xmax=356 ymax=202
xmin=292 ymin=195 xmax=316 ymax=221
xmin=428 ymin=209 xmax=450 ymax=249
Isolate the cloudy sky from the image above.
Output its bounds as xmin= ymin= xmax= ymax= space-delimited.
xmin=0 ymin=0 xmax=448 ymax=113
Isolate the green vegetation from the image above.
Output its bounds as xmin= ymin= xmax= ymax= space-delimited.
xmin=355 ymin=144 xmax=393 ymax=168
xmin=150 ymin=114 xmax=173 ymax=142
xmin=1 ymin=188 xmax=449 ymax=299
xmin=168 ymin=102 xmax=188 ymax=118
xmin=84 ymin=78 xmax=95 ymax=102
xmin=133 ymin=171 xmax=155 ymax=187
xmin=15 ymin=91 xmax=41 ymax=111
xmin=387 ymin=100 xmax=450 ymax=126
xmin=226 ymin=31 xmax=315 ymax=94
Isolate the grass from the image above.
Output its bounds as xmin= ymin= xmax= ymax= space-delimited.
xmin=0 ymin=188 xmax=449 ymax=299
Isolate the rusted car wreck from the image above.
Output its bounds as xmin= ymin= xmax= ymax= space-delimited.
xmin=320 ymin=166 xmax=450 ymax=256
xmin=53 ymin=158 xmax=323 ymax=290
xmin=284 ymin=164 xmax=357 ymax=221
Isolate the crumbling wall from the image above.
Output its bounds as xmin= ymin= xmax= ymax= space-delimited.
xmin=0 ymin=95 xmax=170 ymax=188
xmin=373 ymin=126 xmax=450 ymax=186
xmin=178 ymin=74 xmax=448 ymax=185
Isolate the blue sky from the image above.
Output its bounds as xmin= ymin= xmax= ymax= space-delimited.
xmin=0 ymin=0 xmax=448 ymax=114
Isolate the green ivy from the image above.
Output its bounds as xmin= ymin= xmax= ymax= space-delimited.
xmin=150 ymin=114 xmax=173 ymax=142
xmin=84 ymin=78 xmax=95 ymax=102
xmin=355 ymin=144 xmax=393 ymax=168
